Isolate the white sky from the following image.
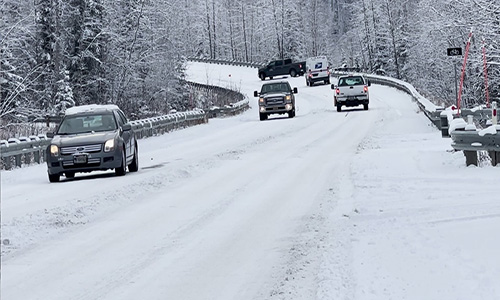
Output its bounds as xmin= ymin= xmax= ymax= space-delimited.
xmin=1 ymin=62 xmax=499 ymax=300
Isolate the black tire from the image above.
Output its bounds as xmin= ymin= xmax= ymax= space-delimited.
xmin=337 ymin=104 xmax=342 ymax=112
xmin=115 ymin=151 xmax=126 ymax=176
xmin=128 ymin=144 xmax=139 ymax=172
xmin=65 ymin=172 xmax=75 ymax=179
xmin=363 ymin=103 xmax=369 ymax=110
xmin=306 ymin=80 xmax=309 ymax=86
xmin=269 ymin=76 xmax=273 ymax=80
xmin=288 ymin=110 xmax=295 ymax=118
xmin=259 ymin=113 xmax=267 ymax=121
xmin=290 ymin=69 xmax=297 ymax=77
xmin=259 ymin=73 xmax=266 ymax=80
xmin=48 ymin=173 xmax=60 ymax=183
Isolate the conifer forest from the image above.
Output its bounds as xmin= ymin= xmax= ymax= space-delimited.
xmin=1 ymin=0 xmax=499 ymax=126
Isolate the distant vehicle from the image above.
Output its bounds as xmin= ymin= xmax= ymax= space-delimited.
xmin=18 ymin=136 xmax=30 ymax=143
xmin=254 ymin=80 xmax=298 ymax=121
xmin=0 ymin=140 xmax=9 ymax=147
xmin=46 ymin=104 xmax=139 ymax=182
xmin=331 ymin=74 xmax=371 ymax=112
xmin=258 ymin=58 xmax=305 ymax=81
xmin=305 ymin=56 xmax=331 ymax=86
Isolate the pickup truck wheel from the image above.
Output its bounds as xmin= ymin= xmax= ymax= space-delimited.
xmin=259 ymin=113 xmax=267 ymax=121
xmin=290 ymin=69 xmax=297 ymax=77
xmin=363 ymin=103 xmax=369 ymax=110
xmin=288 ymin=110 xmax=295 ymax=118
xmin=65 ymin=171 xmax=75 ymax=179
xmin=337 ymin=104 xmax=342 ymax=112
xmin=259 ymin=73 xmax=266 ymax=80
xmin=48 ymin=173 xmax=60 ymax=183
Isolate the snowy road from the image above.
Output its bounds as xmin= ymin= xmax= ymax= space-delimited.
xmin=1 ymin=62 xmax=499 ymax=300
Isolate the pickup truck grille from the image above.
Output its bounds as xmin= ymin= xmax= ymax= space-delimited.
xmin=61 ymin=144 xmax=102 ymax=155
xmin=265 ymin=97 xmax=285 ymax=105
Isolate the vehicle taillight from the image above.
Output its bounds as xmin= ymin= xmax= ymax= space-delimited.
xmin=308 ymin=71 xmax=312 ymax=78
xmin=336 ymin=88 xmax=340 ymax=95
xmin=364 ymin=86 xmax=368 ymax=92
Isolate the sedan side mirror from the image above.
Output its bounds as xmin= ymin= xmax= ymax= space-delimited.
xmin=254 ymin=91 xmax=259 ymax=97
xmin=122 ymin=123 xmax=132 ymax=131
xmin=293 ymin=87 xmax=298 ymax=94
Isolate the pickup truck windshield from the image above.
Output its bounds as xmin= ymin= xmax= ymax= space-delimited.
xmin=261 ymin=83 xmax=290 ymax=94
xmin=338 ymin=76 xmax=365 ymax=86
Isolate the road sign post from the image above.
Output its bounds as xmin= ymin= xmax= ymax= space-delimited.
xmin=447 ymin=47 xmax=462 ymax=114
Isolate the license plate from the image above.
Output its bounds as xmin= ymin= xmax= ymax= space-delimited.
xmin=347 ymin=96 xmax=356 ymax=100
xmin=73 ymin=154 xmax=88 ymax=164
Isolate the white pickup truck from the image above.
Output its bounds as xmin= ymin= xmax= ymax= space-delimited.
xmin=331 ymin=75 xmax=371 ymax=112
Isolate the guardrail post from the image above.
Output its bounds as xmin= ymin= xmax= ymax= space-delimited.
xmin=34 ymin=150 xmax=41 ymax=164
xmin=14 ymin=154 xmax=22 ymax=168
xmin=23 ymin=152 xmax=32 ymax=165
xmin=464 ymin=150 xmax=478 ymax=166
xmin=492 ymin=101 xmax=497 ymax=125
xmin=440 ymin=112 xmax=449 ymax=137
xmin=488 ymin=151 xmax=498 ymax=166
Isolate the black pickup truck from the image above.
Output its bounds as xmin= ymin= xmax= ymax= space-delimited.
xmin=258 ymin=58 xmax=306 ymax=80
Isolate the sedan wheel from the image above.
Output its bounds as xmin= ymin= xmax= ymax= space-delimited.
xmin=128 ymin=145 xmax=139 ymax=172
xmin=115 ymin=151 xmax=126 ymax=176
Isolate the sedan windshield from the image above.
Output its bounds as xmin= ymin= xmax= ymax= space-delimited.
xmin=57 ymin=113 xmax=117 ymax=134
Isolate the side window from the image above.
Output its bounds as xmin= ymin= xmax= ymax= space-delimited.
xmin=284 ymin=59 xmax=292 ymax=64
xmin=275 ymin=60 xmax=283 ymax=66
xmin=115 ymin=110 xmax=127 ymax=126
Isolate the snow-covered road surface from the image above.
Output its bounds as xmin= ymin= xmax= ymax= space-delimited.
xmin=1 ymin=62 xmax=499 ymax=300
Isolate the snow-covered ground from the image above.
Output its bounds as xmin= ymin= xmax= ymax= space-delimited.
xmin=1 ymin=62 xmax=498 ymax=300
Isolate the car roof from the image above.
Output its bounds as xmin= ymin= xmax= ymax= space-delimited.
xmin=65 ymin=104 xmax=120 ymax=116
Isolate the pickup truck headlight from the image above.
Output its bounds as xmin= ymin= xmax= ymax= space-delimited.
xmin=50 ymin=145 xmax=59 ymax=157
xmin=285 ymin=95 xmax=291 ymax=101
xmin=104 ymin=139 xmax=115 ymax=152
xmin=259 ymin=97 xmax=264 ymax=103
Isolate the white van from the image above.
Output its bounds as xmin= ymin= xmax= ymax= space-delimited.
xmin=305 ymin=56 xmax=330 ymax=86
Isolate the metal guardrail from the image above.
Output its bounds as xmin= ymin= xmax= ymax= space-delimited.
xmin=0 ymin=140 xmax=50 ymax=170
xmin=187 ymin=57 xmax=265 ymax=68
xmin=1 ymin=82 xmax=248 ymax=170
xmin=0 ymin=111 xmax=210 ymax=170
xmin=448 ymin=110 xmax=499 ymax=166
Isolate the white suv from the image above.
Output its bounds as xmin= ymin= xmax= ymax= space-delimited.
xmin=305 ymin=56 xmax=330 ymax=86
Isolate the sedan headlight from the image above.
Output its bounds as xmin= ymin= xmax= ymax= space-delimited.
xmin=104 ymin=139 xmax=115 ymax=152
xmin=50 ymin=145 xmax=59 ymax=157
